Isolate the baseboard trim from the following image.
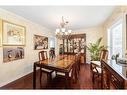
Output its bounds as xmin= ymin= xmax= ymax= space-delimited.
xmin=0 ymin=70 xmax=32 ymax=88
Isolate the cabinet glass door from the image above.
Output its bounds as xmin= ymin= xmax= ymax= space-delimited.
xmin=64 ymin=39 xmax=67 ymax=53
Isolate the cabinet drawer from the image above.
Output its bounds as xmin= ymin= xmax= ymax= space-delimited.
xmin=111 ymin=74 xmax=124 ymax=89
xmin=101 ymin=60 xmax=125 ymax=89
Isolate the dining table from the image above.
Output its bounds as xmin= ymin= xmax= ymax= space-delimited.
xmin=33 ymin=54 xmax=76 ymax=89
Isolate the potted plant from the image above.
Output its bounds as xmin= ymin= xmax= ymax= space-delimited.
xmin=87 ymin=37 xmax=107 ymax=61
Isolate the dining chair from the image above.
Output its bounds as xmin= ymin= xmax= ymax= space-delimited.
xmin=56 ymin=54 xmax=80 ymax=84
xmin=39 ymin=51 xmax=54 ymax=87
xmin=91 ymin=49 xmax=108 ymax=88
xmin=72 ymin=54 xmax=81 ymax=82
xmin=76 ymin=53 xmax=81 ymax=72
xmin=91 ymin=49 xmax=108 ymax=68
xmin=49 ymin=48 xmax=56 ymax=59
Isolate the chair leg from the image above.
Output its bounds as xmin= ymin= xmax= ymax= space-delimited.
xmin=49 ymin=73 xmax=52 ymax=81
xmin=76 ymin=67 xmax=79 ymax=80
xmin=77 ymin=65 xmax=80 ymax=73
xmin=73 ymin=67 xmax=79 ymax=83
xmin=78 ymin=60 xmax=81 ymax=71
xmin=79 ymin=64 xmax=80 ymax=71
xmin=73 ymin=72 xmax=77 ymax=83
xmin=55 ymin=71 xmax=57 ymax=76
xmin=47 ymin=73 xmax=52 ymax=82
xmin=100 ymin=75 xmax=103 ymax=89
xmin=47 ymin=73 xmax=52 ymax=87
xmin=92 ymin=73 xmax=95 ymax=83
xmin=40 ymin=69 xmax=42 ymax=88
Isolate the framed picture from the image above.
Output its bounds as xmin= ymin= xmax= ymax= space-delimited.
xmin=2 ymin=20 xmax=26 ymax=46
xmin=0 ymin=19 xmax=2 ymax=46
xmin=126 ymin=14 xmax=127 ymax=50
xmin=3 ymin=46 xmax=24 ymax=63
xmin=34 ymin=35 xmax=48 ymax=50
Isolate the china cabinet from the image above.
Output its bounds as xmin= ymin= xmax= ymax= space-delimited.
xmin=62 ymin=34 xmax=86 ymax=64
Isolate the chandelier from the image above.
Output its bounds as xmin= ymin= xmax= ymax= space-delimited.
xmin=55 ymin=16 xmax=72 ymax=40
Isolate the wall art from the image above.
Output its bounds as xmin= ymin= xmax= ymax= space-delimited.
xmin=3 ymin=46 xmax=24 ymax=63
xmin=34 ymin=35 xmax=48 ymax=50
xmin=2 ymin=20 xmax=25 ymax=45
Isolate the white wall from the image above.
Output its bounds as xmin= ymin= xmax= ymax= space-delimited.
xmin=0 ymin=8 xmax=54 ymax=87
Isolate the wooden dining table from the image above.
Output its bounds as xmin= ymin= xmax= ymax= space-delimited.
xmin=33 ymin=54 xmax=76 ymax=89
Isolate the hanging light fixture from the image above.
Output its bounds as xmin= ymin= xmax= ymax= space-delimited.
xmin=55 ymin=16 xmax=72 ymax=39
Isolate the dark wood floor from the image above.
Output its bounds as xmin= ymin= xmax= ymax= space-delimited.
xmin=0 ymin=64 xmax=101 ymax=89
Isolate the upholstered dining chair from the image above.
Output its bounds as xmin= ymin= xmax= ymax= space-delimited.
xmin=76 ymin=53 xmax=81 ymax=72
xmin=39 ymin=51 xmax=54 ymax=87
xmin=72 ymin=53 xmax=81 ymax=82
xmin=56 ymin=54 xmax=80 ymax=84
xmin=91 ymin=49 xmax=108 ymax=87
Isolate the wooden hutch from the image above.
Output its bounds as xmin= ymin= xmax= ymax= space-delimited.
xmin=61 ymin=33 xmax=86 ymax=64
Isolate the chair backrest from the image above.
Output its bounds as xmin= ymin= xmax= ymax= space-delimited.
xmin=39 ymin=51 xmax=48 ymax=61
xmin=77 ymin=53 xmax=81 ymax=63
xmin=71 ymin=54 xmax=81 ymax=80
xmin=99 ymin=49 xmax=108 ymax=61
xmin=91 ymin=50 xmax=108 ymax=75
xmin=49 ymin=49 xmax=55 ymax=58
xmin=71 ymin=57 xmax=79 ymax=82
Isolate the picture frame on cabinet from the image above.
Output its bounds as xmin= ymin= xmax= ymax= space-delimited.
xmin=2 ymin=20 xmax=26 ymax=46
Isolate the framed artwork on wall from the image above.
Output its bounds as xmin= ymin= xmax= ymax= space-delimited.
xmin=3 ymin=46 xmax=24 ymax=63
xmin=2 ymin=20 xmax=26 ymax=46
xmin=33 ymin=35 xmax=48 ymax=50
xmin=0 ymin=19 xmax=2 ymax=46
xmin=126 ymin=14 xmax=127 ymax=50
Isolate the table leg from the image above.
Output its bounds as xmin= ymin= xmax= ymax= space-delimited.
xmin=33 ymin=63 xmax=36 ymax=89
xmin=65 ymin=72 xmax=69 ymax=89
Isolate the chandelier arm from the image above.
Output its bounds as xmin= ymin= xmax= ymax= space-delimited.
xmin=56 ymin=16 xmax=72 ymax=40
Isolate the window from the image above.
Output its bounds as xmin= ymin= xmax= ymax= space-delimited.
xmin=108 ymin=19 xmax=123 ymax=72
xmin=108 ymin=19 xmax=123 ymax=58
xmin=49 ymin=37 xmax=55 ymax=48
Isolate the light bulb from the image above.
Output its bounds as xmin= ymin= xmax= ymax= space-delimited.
xmin=56 ymin=29 xmax=60 ymax=34
xmin=61 ymin=28 xmax=65 ymax=32
xmin=68 ymin=30 xmax=72 ymax=34
xmin=55 ymin=31 xmax=58 ymax=34
xmin=65 ymin=32 xmax=68 ymax=35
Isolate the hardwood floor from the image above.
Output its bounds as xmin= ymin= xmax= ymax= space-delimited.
xmin=0 ymin=64 xmax=101 ymax=89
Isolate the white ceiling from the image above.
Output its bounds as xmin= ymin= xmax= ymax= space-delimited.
xmin=0 ymin=6 xmax=116 ymax=31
